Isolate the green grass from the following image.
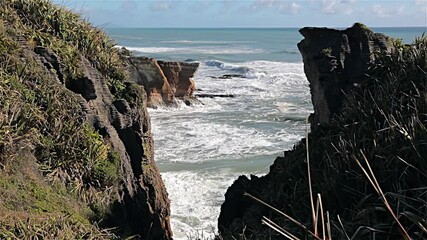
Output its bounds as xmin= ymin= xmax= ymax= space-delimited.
xmin=0 ymin=0 xmax=136 ymax=238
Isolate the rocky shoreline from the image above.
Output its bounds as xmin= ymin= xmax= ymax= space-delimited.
xmin=1 ymin=1 xmax=426 ymax=239
xmin=218 ymin=23 xmax=427 ymax=239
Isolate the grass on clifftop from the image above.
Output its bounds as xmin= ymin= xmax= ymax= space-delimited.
xmin=1 ymin=0 xmax=128 ymax=97
xmin=0 ymin=0 xmax=136 ymax=238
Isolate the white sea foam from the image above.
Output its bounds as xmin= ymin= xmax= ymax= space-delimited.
xmin=161 ymin=40 xmax=251 ymax=44
xmin=204 ymin=60 xmax=255 ymax=78
xmin=161 ymin=170 xmax=240 ymax=239
xmin=150 ymin=59 xmax=312 ymax=239
xmin=117 ymin=46 xmax=177 ymax=53
xmin=117 ymin=46 xmax=263 ymax=55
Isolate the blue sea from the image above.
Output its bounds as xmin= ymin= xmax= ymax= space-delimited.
xmin=106 ymin=27 xmax=425 ymax=239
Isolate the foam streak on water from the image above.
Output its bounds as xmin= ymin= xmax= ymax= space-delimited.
xmin=150 ymin=60 xmax=311 ymax=239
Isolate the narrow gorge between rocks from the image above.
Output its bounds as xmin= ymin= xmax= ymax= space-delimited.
xmin=1 ymin=3 xmax=425 ymax=238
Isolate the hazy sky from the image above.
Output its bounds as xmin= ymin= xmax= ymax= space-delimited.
xmin=52 ymin=0 xmax=427 ymax=28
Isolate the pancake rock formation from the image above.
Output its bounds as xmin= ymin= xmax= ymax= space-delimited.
xmin=298 ymin=23 xmax=392 ymax=129
xmin=128 ymin=57 xmax=199 ymax=107
xmin=46 ymin=50 xmax=173 ymax=239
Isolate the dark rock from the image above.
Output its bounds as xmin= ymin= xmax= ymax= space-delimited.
xmin=218 ymin=23 xmax=394 ymax=239
xmin=209 ymin=74 xmax=245 ymax=79
xmin=66 ymin=57 xmax=172 ymax=239
xmin=218 ymin=74 xmax=245 ymax=79
xmin=34 ymin=46 xmax=65 ymax=83
xmin=194 ymin=94 xmax=234 ymax=98
xmin=66 ymin=76 xmax=97 ymax=100
xmin=297 ymin=23 xmax=392 ymax=130
xmin=113 ymin=99 xmax=131 ymax=114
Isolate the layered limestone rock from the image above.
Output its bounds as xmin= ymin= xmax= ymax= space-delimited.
xmin=298 ymin=23 xmax=392 ymax=129
xmin=127 ymin=57 xmax=174 ymax=107
xmin=35 ymin=47 xmax=173 ymax=239
xmin=128 ymin=57 xmax=199 ymax=107
xmin=157 ymin=61 xmax=199 ymax=98
xmin=218 ymin=24 xmax=394 ymax=239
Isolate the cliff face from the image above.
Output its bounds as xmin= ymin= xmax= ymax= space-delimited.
xmin=297 ymin=23 xmax=392 ymax=129
xmin=219 ymin=24 xmax=427 ymax=239
xmin=128 ymin=57 xmax=199 ymax=107
xmin=31 ymin=43 xmax=173 ymax=240
xmin=69 ymin=56 xmax=172 ymax=239
xmin=0 ymin=1 xmax=172 ymax=239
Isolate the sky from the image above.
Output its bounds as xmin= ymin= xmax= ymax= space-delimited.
xmin=52 ymin=0 xmax=427 ymax=28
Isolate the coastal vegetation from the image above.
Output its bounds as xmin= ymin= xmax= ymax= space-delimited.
xmin=219 ymin=27 xmax=427 ymax=239
xmin=1 ymin=0 xmax=426 ymax=239
xmin=0 ymin=0 xmax=139 ymax=238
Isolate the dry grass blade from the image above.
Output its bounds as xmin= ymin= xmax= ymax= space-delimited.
xmin=354 ymin=151 xmax=411 ymax=240
xmin=244 ymin=192 xmax=322 ymax=240
xmin=306 ymin=116 xmax=316 ymax=231
xmin=337 ymin=215 xmax=350 ymax=240
xmin=326 ymin=211 xmax=331 ymax=240
xmin=317 ymin=194 xmax=326 ymax=240
xmin=262 ymin=217 xmax=299 ymax=240
xmin=401 ymin=211 xmax=427 ymax=234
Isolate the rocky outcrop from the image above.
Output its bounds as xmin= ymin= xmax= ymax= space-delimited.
xmin=157 ymin=61 xmax=199 ymax=98
xmin=297 ymin=23 xmax=392 ymax=130
xmin=128 ymin=57 xmax=199 ymax=107
xmin=218 ymin=24 xmax=397 ymax=239
xmin=36 ymin=48 xmax=173 ymax=239
xmin=127 ymin=57 xmax=174 ymax=107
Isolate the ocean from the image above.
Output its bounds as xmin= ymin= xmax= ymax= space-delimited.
xmin=106 ymin=27 xmax=425 ymax=239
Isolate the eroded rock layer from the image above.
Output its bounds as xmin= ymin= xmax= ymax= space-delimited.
xmin=45 ymin=52 xmax=172 ymax=239
xmin=298 ymin=23 xmax=392 ymax=129
xmin=128 ymin=57 xmax=199 ymax=107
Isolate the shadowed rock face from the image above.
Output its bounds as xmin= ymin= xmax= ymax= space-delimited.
xmin=297 ymin=23 xmax=392 ymax=130
xmin=128 ymin=57 xmax=199 ymax=107
xmin=36 ymin=48 xmax=173 ymax=239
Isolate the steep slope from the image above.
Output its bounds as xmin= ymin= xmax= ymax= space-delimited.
xmin=0 ymin=0 xmax=172 ymax=239
xmin=219 ymin=24 xmax=427 ymax=239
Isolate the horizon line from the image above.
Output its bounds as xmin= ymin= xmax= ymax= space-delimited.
xmin=104 ymin=26 xmax=427 ymax=29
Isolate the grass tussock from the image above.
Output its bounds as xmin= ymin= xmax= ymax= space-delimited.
xmin=1 ymin=0 xmax=128 ymax=97
xmin=0 ymin=0 xmax=133 ymax=237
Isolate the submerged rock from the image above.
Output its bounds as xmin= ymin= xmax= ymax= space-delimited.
xmin=209 ymin=74 xmax=246 ymax=79
xmin=194 ymin=93 xmax=235 ymax=98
